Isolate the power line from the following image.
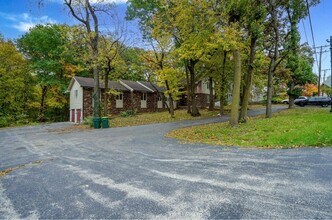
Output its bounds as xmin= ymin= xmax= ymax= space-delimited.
xmin=305 ymin=0 xmax=319 ymax=72
xmin=302 ymin=20 xmax=309 ymax=44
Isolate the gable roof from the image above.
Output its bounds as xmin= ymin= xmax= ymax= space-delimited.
xmin=138 ymin=81 xmax=166 ymax=93
xmin=68 ymin=76 xmax=130 ymax=92
xmin=68 ymin=76 xmax=165 ymax=93
xmin=119 ymin=79 xmax=154 ymax=93
xmin=322 ymin=76 xmax=331 ymax=88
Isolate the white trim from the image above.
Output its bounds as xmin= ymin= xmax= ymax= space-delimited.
xmin=81 ymin=108 xmax=83 ymax=123
xmin=119 ymin=80 xmax=134 ymax=92
xmin=137 ymin=81 xmax=155 ymax=92
xmin=66 ymin=77 xmax=76 ymax=92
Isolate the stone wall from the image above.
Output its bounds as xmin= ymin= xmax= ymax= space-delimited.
xmin=83 ymin=88 xmax=93 ymax=117
xmin=106 ymin=92 xmax=132 ymax=114
xmin=132 ymin=92 xmax=158 ymax=113
xmin=83 ymin=89 xmax=164 ymax=117
xmin=196 ymin=93 xmax=209 ymax=109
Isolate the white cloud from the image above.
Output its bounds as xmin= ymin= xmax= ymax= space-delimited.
xmin=0 ymin=12 xmax=57 ymax=32
xmin=13 ymin=22 xmax=35 ymax=32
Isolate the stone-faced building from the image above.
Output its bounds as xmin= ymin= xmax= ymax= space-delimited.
xmin=178 ymin=79 xmax=215 ymax=108
xmin=67 ymin=76 xmax=176 ymax=123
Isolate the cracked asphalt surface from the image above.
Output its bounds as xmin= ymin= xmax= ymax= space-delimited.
xmin=1 ymin=106 xmax=332 ymax=219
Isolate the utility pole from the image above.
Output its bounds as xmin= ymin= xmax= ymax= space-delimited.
xmin=322 ymin=69 xmax=330 ymax=82
xmin=314 ymin=45 xmax=329 ymax=96
xmin=327 ymin=36 xmax=332 ymax=113
xmin=318 ymin=46 xmax=323 ymax=96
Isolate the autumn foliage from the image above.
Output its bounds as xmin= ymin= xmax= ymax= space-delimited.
xmin=302 ymin=83 xmax=318 ymax=97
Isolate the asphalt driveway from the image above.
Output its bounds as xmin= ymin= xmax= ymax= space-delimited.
xmin=1 ymin=106 xmax=332 ymax=219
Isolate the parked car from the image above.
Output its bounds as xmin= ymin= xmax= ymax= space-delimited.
xmin=295 ymin=96 xmax=331 ymax=107
xmin=294 ymin=96 xmax=308 ymax=104
xmin=281 ymin=99 xmax=289 ymax=104
xmin=282 ymin=96 xmax=307 ymax=104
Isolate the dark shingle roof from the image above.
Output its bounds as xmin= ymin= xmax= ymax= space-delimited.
xmin=72 ymin=76 xmax=166 ymax=93
xmin=138 ymin=81 xmax=166 ymax=93
xmin=120 ymin=80 xmax=153 ymax=93
xmin=74 ymin=76 xmax=129 ymax=91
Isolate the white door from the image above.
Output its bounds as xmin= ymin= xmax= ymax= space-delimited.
xmin=141 ymin=92 xmax=147 ymax=108
xmin=116 ymin=93 xmax=123 ymax=108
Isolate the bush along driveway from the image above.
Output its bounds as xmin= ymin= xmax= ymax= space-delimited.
xmin=0 ymin=106 xmax=332 ymax=219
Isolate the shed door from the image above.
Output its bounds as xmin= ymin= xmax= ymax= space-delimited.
xmin=71 ymin=109 xmax=75 ymax=122
xmin=76 ymin=109 xmax=81 ymax=123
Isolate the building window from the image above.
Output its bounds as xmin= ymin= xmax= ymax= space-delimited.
xmin=141 ymin=92 xmax=147 ymax=101
xmin=74 ymin=90 xmax=78 ymax=98
xmin=207 ymin=82 xmax=210 ymax=90
xmin=116 ymin=93 xmax=123 ymax=100
xmin=158 ymin=95 xmax=162 ymax=101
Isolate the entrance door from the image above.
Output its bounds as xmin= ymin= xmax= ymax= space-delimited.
xmin=71 ymin=109 xmax=75 ymax=122
xmin=76 ymin=109 xmax=81 ymax=123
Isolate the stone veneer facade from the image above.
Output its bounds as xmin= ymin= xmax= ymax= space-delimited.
xmin=83 ymin=88 xmax=163 ymax=117
xmin=195 ymin=93 xmax=209 ymax=109
xmin=83 ymin=88 xmax=93 ymax=117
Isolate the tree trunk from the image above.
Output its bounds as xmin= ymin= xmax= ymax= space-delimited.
xmin=266 ymin=57 xmax=275 ymax=118
xmin=185 ymin=60 xmax=191 ymax=114
xmin=266 ymin=0 xmax=279 ymax=118
xmin=188 ymin=59 xmax=200 ymax=117
xmin=92 ymin=41 xmax=100 ymax=118
xmin=288 ymin=82 xmax=296 ymax=109
xmin=103 ymin=70 xmax=109 ymax=116
xmin=230 ymin=49 xmax=241 ymax=126
xmin=219 ymin=51 xmax=228 ymax=115
xmin=165 ymin=80 xmax=174 ymax=118
xmin=38 ymin=85 xmax=48 ymax=122
xmin=239 ymin=35 xmax=257 ymax=122
xmin=208 ymin=77 xmax=214 ymax=111
xmin=65 ymin=0 xmax=100 ymax=118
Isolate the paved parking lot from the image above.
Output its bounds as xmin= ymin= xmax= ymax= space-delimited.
xmin=1 ymin=107 xmax=332 ymax=219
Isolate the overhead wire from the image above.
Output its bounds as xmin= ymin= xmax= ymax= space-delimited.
xmin=301 ymin=20 xmax=309 ymax=45
xmin=305 ymin=0 xmax=320 ymax=73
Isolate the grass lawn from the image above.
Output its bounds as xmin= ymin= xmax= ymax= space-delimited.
xmin=108 ymin=109 xmax=221 ymax=127
xmin=166 ymin=108 xmax=332 ymax=148
xmin=91 ymin=104 xmax=268 ymax=128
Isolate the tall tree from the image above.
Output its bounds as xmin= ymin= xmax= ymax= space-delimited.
xmin=128 ymin=0 xmax=217 ymax=117
xmin=239 ymin=0 xmax=266 ymax=123
xmin=17 ymin=24 xmax=67 ymax=121
xmin=0 ymin=37 xmax=33 ymax=126
xmin=98 ymin=34 xmax=125 ymax=116
xmin=140 ymin=38 xmax=179 ymax=117
xmin=155 ymin=0 xmax=218 ymax=116
xmin=264 ymin=0 xmax=286 ymax=118
xmin=64 ymin=0 xmax=114 ymax=118
xmin=285 ymin=0 xmax=319 ymax=109
xmin=224 ymin=0 xmax=247 ymax=126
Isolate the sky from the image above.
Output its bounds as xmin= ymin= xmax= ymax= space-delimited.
xmin=0 ymin=0 xmax=331 ymax=78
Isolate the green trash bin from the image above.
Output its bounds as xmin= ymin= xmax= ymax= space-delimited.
xmin=93 ymin=117 xmax=101 ymax=129
xmin=101 ymin=117 xmax=109 ymax=128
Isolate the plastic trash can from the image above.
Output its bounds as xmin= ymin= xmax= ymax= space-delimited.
xmin=93 ymin=117 xmax=101 ymax=129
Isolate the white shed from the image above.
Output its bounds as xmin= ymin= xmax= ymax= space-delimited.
xmin=67 ymin=77 xmax=84 ymax=123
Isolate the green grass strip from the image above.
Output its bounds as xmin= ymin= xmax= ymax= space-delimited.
xmin=167 ymin=108 xmax=332 ymax=148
